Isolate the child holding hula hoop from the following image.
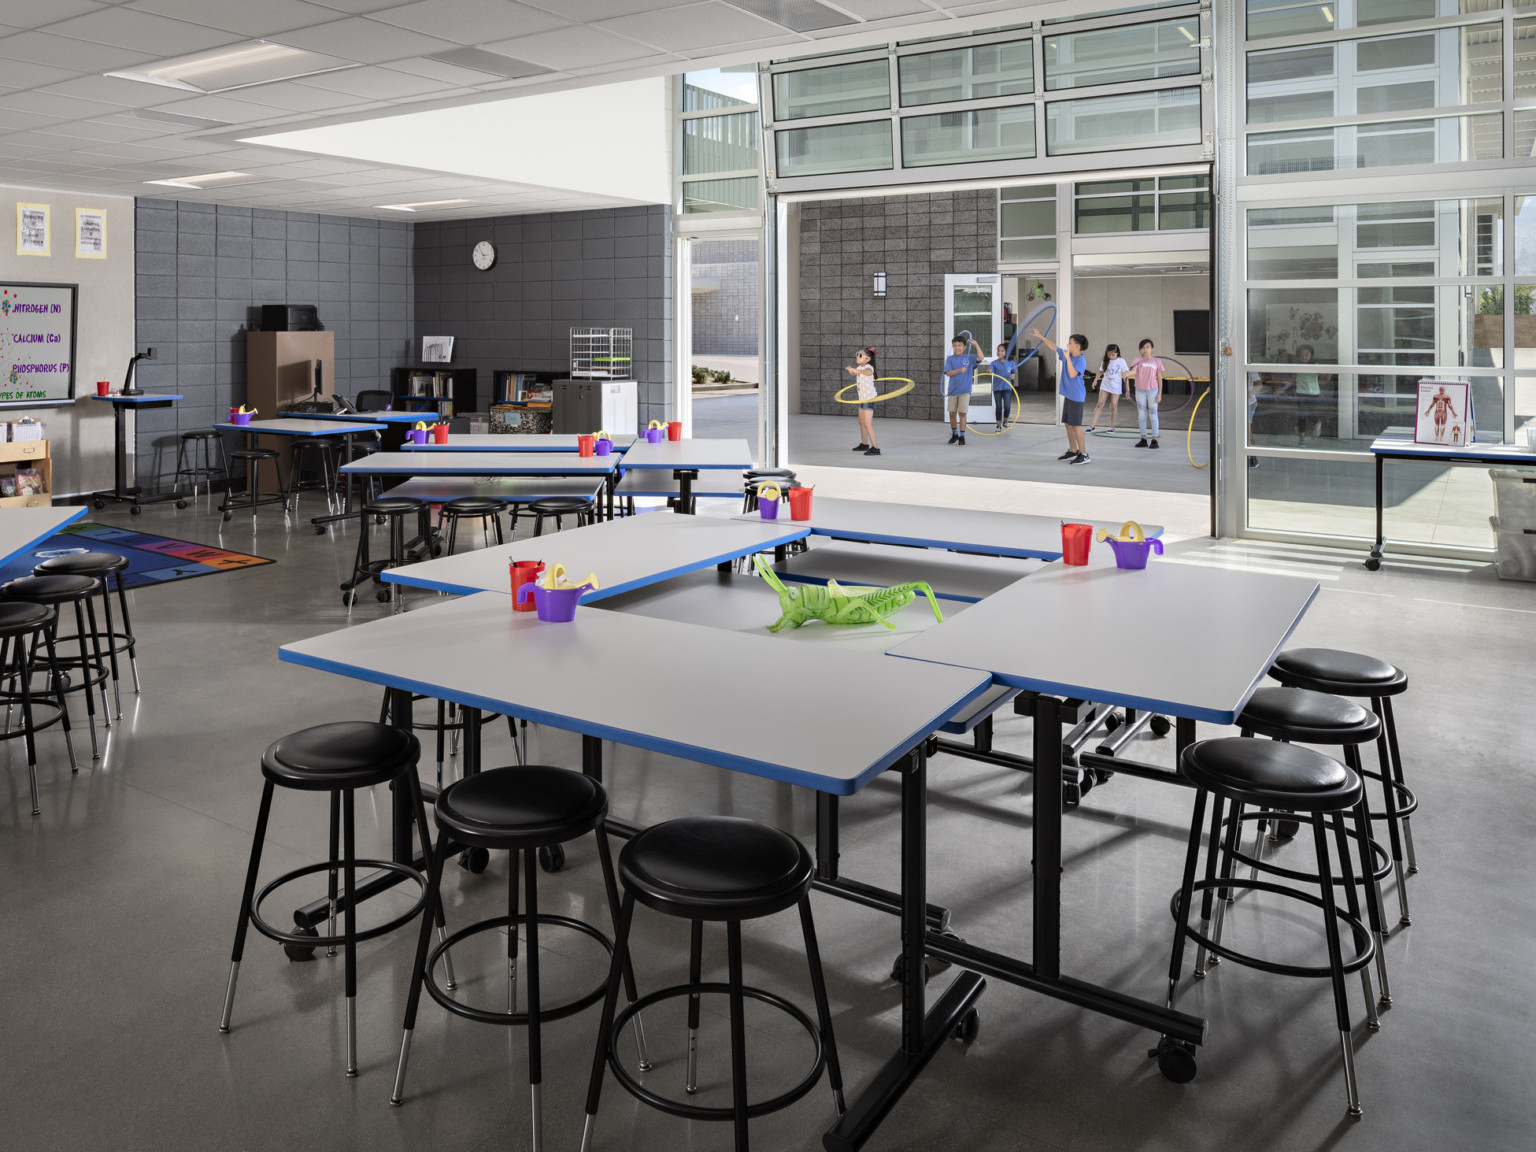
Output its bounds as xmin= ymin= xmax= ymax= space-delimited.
xmin=990 ymin=343 xmax=1017 ymax=431
xmin=845 ymin=346 xmax=881 ymax=456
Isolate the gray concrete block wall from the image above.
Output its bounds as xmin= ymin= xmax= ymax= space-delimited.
xmin=691 ymin=238 xmax=758 ymax=357
xmin=413 ymin=205 xmax=673 ymax=428
xmin=133 ymin=198 xmax=413 ymax=482
xmin=797 ymin=190 xmax=997 ymax=422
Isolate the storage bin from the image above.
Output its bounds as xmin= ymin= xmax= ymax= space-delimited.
xmin=1491 ymin=516 xmax=1536 ymax=582
xmin=1489 ymin=469 xmax=1536 ymax=528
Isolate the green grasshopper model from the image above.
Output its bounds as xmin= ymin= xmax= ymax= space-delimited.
xmin=752 ymin=554 xmax=943 ymax=632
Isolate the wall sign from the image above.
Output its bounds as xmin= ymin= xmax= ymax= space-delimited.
xmin=75 ymin=209 xmax=106 ymax=259
xmin=16 ymin=203 xmax=48 ymax=256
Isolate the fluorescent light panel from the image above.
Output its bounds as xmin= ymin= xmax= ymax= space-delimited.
xmin=107 ymin=41 xmax=354 ymax=94
xmin=128 ymin=109 xmax=232 ymax=130
xmin=723 ymin=0 xmax=858 ymax=33
xmin=375 ymin=199 xmax=475 ymax=211
xmin=144 ymin=171 xmax=259 ymax=189
xmin=426 ymin=48 xmax=553 ymax=80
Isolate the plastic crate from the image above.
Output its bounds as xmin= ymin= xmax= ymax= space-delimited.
xmin=1490 ymin=469 xmax=1536 ymax=528
xmin=1491 ymin=516 xmax=1536 ymax=582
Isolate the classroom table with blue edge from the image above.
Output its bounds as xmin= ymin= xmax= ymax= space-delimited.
xmin=215 ymin=418 xmax=388 ymax=529
xmin=400 ymin=433 xmax=637 ymax=452
xmin=615 ymin=438 xmax=754 ymax=514
xmin=0 ymin=506 xmax=88 ymax=565
xmin=341 ymin=452 xmax=624 ymax=521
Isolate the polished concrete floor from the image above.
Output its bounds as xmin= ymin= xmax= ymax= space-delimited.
xmin=2 ymin=492 xmax=1532 ymax=1152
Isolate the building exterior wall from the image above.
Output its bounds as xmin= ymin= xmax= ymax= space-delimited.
xmin=797 ymin=189 xmax=998 ymax=422
xmin=691 ymin=239 xmax=758 ymax=357
xmin=413 ymin=205 xmax=673 ymax=428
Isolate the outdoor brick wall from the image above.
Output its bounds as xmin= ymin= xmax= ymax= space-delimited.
xmin=797 ymin=189 xmax=997 ymax=422
xmin=691 ymin=238 xmax=758 ymax=357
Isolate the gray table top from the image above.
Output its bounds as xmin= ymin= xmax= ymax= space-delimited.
xmin=386 ymin=476 xmax=606 ymax=505
xmin=91 ymin=393 xmax=181 ymax=404
xmin=0 ymin=506 xmax=88 ymax=566
xmin=385 ymin=510 xmax=809 ymax=597
xmin=1370 ymin=433 xmax=1536 ymax=464
xmin=340 ymin=452 xmax=619 ymax=475
xmin=776 ymin=538 xmax=1041 ymax=603
xmin=618 ymin=438 xmax=755 ymax=470
xmin=615 ymin=472 xmax=745 ymax=498
xmin=299 ymin=410 xmax=423 ymax=423
xmin=402 ymin=434 xmax=636 ymax=452
xmin=889 ymin=557 xmax=1318 ymax=724
xmin=280 ymin=591 xmax=990 ymax=795
xmin=735 ymin=496 xmax=1163 ymax=561
xmin=214 ymin=418 xmax=385 ymax=436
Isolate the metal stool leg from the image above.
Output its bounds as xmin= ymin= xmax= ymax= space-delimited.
xmin=595 ymin=825 xmax=649 ymax=1069
xmin=685 ymin=918 xmax=703 ymax=1093
xmin=524 ymin=847 xmax=544 ymax=1151
xmin=799 ymin=896 xmax=846 ymax=1114
xmin=343 ymin=787 xmax=358 ymax=1077
xmin=220 ymin=780 xmax=276 ymax=1032
xmin=390 ymin=833 xmax=453 ymax=1105
xmin=579 ymin=892 xmax=636 ymax=1152
xmin=112 ymin=574 xmax=141 ymax=694
xmin=1312 ymin=812 xmax=1362 ymax=1118
xmin=726 ymin=920 xmax=750 ymax=1151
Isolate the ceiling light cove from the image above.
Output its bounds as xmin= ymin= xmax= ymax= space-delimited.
xmin=724 ymin=0 xmax=858 ymax=33
xmin=144 ymin=172 xmax=263 ymax=189
xmin=106 ymin=41 xmax=354 ymax=95
xmin=375 ymin=199 xmax=477 ymax=212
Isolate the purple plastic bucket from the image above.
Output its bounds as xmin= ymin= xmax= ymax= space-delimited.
xmin=594 ymin=438 xmax=612 ymax=456
xmin=517 ymin=582 xmax=589 ymax=622
xmin=230 ymin=412 xmax=252 ymax=426
xmin=407 ymin=428 xmax=428 ymax=444
xmin=759 ymin=497 xmax=779 ymax=520
xmin=1107 ymin=537 xmax=1163 ymax=570
xmin=645 ymin=427 xmax=665 ymax=444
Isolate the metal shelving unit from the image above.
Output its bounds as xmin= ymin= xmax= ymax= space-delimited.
xmin=569 ymin=327 xmax=633 ymax=379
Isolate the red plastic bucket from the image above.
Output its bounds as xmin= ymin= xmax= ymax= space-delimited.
xmin=788 ymin=487 xmax=813 ymax=520
xmin=667 ymin=421 xmax=683 ymax=441
xmin=1061 ymin=523 xmax=1093 ymax=566
xmin=510 ymin=560 xmax=544 ymax=611
xmin=432 ymin=423 xmax=449 ymax=444
xmin=577 ymin=434 xmax=595 ymax=457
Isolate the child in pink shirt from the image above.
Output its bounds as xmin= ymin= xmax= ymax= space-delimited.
xmin=1130 ymin=337 xmax=1164 ymax=448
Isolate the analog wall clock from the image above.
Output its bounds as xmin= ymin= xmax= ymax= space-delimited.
xmin=472 ymin=240 xmax=496 ymax=271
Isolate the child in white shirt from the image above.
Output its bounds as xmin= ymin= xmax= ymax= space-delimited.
xmin=1086 ymin=343 xmax=1127 ymax=433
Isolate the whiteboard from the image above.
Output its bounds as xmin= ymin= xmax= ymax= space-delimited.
xmin=0 ymin=282 xmax=77 ymax=408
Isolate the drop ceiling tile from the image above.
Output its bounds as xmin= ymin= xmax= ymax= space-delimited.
xmin=34 ymin=74 xmax=184 ymax=108
xmin=594 ymin=2 xmax=787 ymax=53
xmin=44 ymin=9 xmax=243 ymax=55
xmin=483 ymin=24 xmax=668 ymax=69
xmin=271 ymin=16 xmax=458 ymax=64
xmin=0 ymin=0 xmax=107 ymax=29
xmin=38 ymin=119 xmax=178 ymax=142
xmin=126 ymin=0 xmax=345 ymax=37
xmin=838 ymin=0 xmax=942 ymax=16
xmin=0 ymin=31 xmax=159 ymax=72
xmin=383 ymin=56 xmax=505 ymax=85
xmin=149 ymin=94 xmax=307 ymax=122
xmin=0 ymin=91 xmax=133 ymax=120
xmin=370 ymin=0 xmax=568 ymax=45
xmin=0 ymin=104 xmax=71 ymax=129
xmin=0 ymin=59 xmax=76 ymax=88
xmin=228 ymin=81 xmax=378 ymax=111
xmin=523 ymin=1 xmax=684 ymax=22
xmin=294 ymin=65 xmax=457 ymax=98
xmin=307 ymin=0 xmax=405 ymax=11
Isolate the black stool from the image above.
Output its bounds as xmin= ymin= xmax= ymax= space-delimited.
xmin=1269 ymin=648 xmax=1416 ymax=896
xmin=1229 ymin=687 xmax=1395 ymax=1010
xmin=175 ymin=429 xmax=229 ymax=498
xmin=1160 ymin=738 xmax=1378 ymax=1116
xmin=741 ymin=469 xmax=797 ymax=513
xmin=220 ymin=448 xmax=289 ymax=522
xmin=0 ymin=601 xmax=77 ymax=813
xmin=289 ymin=437 xmax=343 ymax=514
xmin=219 ymin=722 xmax=445 ymax=1076
xmin=33 ymin=551 xmax=135 ymax=716
xmin=392 ymin=765 xmax=650 ymax=1150
xmin=342 ymin=497 xmax=430 ymax=613
xmin=524 ymin=495 xmax=594 ymax=537
xmin=581 ymin=816 xmax=844 ymax=1152
xmin=438 ymin=496 xmax=506 ymax=554
xmin=2 ymin=575 xmax=107 ymax=759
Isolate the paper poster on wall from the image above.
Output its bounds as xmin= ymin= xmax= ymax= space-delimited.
xmin=421 ymin=336 xmax=453 ymax=363
xmin=75 ymin=209 xmax=105 ymax=259
xmin=16 ymin=204 xmax=48 ymax=256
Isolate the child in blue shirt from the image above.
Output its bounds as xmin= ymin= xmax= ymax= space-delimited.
xmin=1032 ymin=328 xmax=1091 ymax=464
xmin=989 ymin=343 xmax=1017 ymax=431
xmin=942 ymin=334 xmax=983 ymax=445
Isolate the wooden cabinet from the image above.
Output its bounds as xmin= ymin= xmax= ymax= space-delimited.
xmin=0 ymin=439 xmax=52 ymax=507
xmin=245 ymin=331 xmax=335 ymax=417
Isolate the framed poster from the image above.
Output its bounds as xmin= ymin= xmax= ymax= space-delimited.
xmin=421 ymin=336 xmax=453 ymax=363
xmin=75 ymin=209 xmax=106 ymax=259
xmin=16 ymin=203 xmax=48 ymax=256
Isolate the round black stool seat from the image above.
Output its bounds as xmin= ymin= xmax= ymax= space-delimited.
xmin=1270 ymin=648 xmax=1407 ymax=697
xmin=365 ymin=496 xmax=426 ymax=516
xmin=530 ymin=496 xmax=592 ymax=514
xmin=262 ymin=721 xmax=420 ymax=791
xmin=1181 ymin=737 xmax=1360 ymax=811
xmin=3 ymin=574 xmax=99 ymax=604
xmin=1238 ymin=686 xmax=1380 ymax=745
xmin=182 ymin=429 xmax=221 ymax=440
xmin=34 ymin=551 xmax=128 ymax=578
xmin=620 ymin=816 xmax=814 ymax=922
xmin=443 ymin=495 xmax=507 ymax=516
xmin=0 ymin=600 xmax=53 ymax=633
xmin=436 ymin=765 xmax=606 ymax=850
xmin=231 ymin=447 xmax=279 ymax=460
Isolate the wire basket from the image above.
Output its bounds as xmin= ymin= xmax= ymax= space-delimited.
xmin=570 ymin=327 xmax=633 ymax=379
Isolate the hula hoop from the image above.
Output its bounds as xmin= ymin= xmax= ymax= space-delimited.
xmin=1186 ymin=386 xmax=1212 ymax=469
xmin=964 ymin=371 xmax=1022 ymax=436
xmin=834 ymin=376 xmax=917 ymax=404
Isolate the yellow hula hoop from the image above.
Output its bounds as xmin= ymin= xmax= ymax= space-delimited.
xmin=1187 ymin=386 xmax=1211 ymax=469
xmin=963 ymin=371 xmax=1022 ymax=436
xmin=834 ymin=376 xmax=917 ymax=404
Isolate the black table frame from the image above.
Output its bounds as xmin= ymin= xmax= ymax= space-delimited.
xmin=91 ymin=398 xmax=188 ymax=514
xmin=1369 ymin=444 xmax=1532 ymax=570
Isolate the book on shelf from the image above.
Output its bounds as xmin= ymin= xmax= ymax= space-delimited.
xmin=405 ymin=371 xmax=456 ymax=399
xmin=494 ymin=371 xmax=549 ymax=405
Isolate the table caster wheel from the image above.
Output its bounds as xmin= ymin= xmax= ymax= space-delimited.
xmin=889 ymin=953 xmax=931 ymax=986
xmin=1272 ymin=818 xmax=1300 ymax=841
xmin=284 ymin=925 xmax=319 ymax=962
xmin=1150 ymin=1037 xmax=1197 ymax=1083
xmin=538 ymin=843 xmax=565 ymax=873
xmin=459 ymin=847 xmax=489 ymax=874
xmin=376 ymin=590 xmax=391 ymax=602
xmin=951 ymin=1009 xmax=980 ymax=1046
xmin=130 ymin=505 xmax=142 ymax=515
xmin=341 ymin=591 xmax=356 ymax=608
xmin=93 ymin=499 xmax=105 ymax=510
xmin=176 ymin=500 xmax=189 ymax=509
xmin=1103 ymin=712 xmax=1121 ymax=733
xmin=1150 ymin=715 xmax=1172 ymax=737
xmin=314 ymin=526 xmax=327 ymax=536
xmin=1365 ymin=554 xmax=1382 ymax=571
xmin=222 ymin=513 xmax=233 ymax=522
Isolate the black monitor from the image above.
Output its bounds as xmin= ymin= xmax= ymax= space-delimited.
xmin=1173 ymin=310 xmax=1211 ymax=355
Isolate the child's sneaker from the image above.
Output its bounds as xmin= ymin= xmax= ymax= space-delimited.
xmin=957 ymin=435 xmax=965 ymax=445
xmin=852 ymin=443 xmax=869 ymax=451
xmin=1058 ymin=449 xmax=1076 ymax=460
xmin=1084 ymin=426 xmax=1095 ymax=434
xmin=1071 ymin=452 xmax=1091 ymax=464
xmin=947 ymin=431 xmax=959 ymax=444
xmin=864 ymin=447 xmax=881 ymax=456
xmin=1135 ymin=438 xmax=1149 ymax=448
xmin=1149 ymin=438 xmax=1159 ymax=449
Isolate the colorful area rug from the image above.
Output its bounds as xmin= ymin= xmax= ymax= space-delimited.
xmin=0 ymin=522 xmax=273 ymax=590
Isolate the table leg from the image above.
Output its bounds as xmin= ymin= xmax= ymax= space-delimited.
xmin=114 ymin=403 xmax=129 ymax=498
xmin=675 ymin=469 xmax=697 ymax=514
xmin=1368 ymin=454 xmax=1384 ymax=570
xmin=461 ymin=705 xmax=481 ymax=778
xmin=606 ymin=471 xmax=616 ymax=521
xmin=1032 ymin=694 xmax=1063 ymax=979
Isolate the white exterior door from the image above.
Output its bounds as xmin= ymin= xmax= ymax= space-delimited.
xmin=943 ymin=273 xmax=1003 ymax=416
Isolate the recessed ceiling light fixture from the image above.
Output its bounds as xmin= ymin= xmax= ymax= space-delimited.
xmin=144 ymin=171 xmax=259 ymax=189
xmin=425 ymin=48 xmax=553 ymax=80
xmin=128 ymin=109 xmax=232 ymax=130
xmin=375 ymin=199 xmax=476 ymax=212
xmin=723 ymin=0 xmax=858 ymax=33
xmin=106 ymin=41 xmax=353 ymax=94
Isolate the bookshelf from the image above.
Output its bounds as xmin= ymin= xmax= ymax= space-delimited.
xmin=389 ymin=366 xmax=478 ymax=418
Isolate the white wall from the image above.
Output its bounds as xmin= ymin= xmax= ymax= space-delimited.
xmin=0 ymin=186 xmax=134 ymax=497
xmin=1070 ymin=274 xmax=1211 ymax=382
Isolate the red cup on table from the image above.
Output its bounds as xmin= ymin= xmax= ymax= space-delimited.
xmin=788 ymin=487 xmax=813 ymax=520
xmin=1060 ymin=523 xmax=1093 ymax=566
xmin=432 ymin=423 xmax=449 ymax=444
xmin=97 ymin=380 xmax=110 ymax=397
xmin=510 ymin=560 xmax=544 ymax=611
xmin=577 ymin=434 xmax=595 ymax=457
xmin=667 ymin=421 xmax=682 ymax=441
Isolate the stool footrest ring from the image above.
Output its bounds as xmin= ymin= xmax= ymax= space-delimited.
xmin=608 ymin=983 xmax=825 ymax=1122
xmin=1171 ymin=879 xmax=1374 ymax=980
xmin=424 ymin=914 xmax=612 ymax=1026
xmin=251 ymin=858 xmax=426 ymax=948
xmin=1227 ymin=810 xmax=1391 ymax=885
